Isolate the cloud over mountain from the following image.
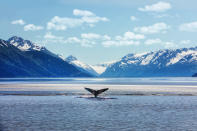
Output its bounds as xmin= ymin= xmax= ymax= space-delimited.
xmin=134 ymin=22 xmax=170 ymax=34
xmin=47 ymin=9 xmax=109 ymax=31
xmin=24 ymin=24 xmax=44 ymax=31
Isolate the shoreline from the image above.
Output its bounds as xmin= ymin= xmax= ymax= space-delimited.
xmin=1 ymin=83 xmax=197 ymax=96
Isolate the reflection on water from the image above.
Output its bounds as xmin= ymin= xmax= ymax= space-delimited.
xmin=1 ymin=95 xmax=197 ymax=131
xmin=76 ymin=96 xmax=117 ymax=100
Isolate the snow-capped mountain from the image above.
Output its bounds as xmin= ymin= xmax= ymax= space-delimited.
xmin=2 ymin=36 xmax=197 ymax=77
xmin=0 ymin=37 xmax=92 ymax=77
xmin=65 ymin=55 xmax=117 ymax=76
xmin=101 ymin=47 xmax=197 ymax=77
xmin=66 ymin=55 xmax=99 ymax=76
xmin=7 ymin=36 xmax=65 ymax=60
xmin=8 ymin=36 xmax=46 ymax=51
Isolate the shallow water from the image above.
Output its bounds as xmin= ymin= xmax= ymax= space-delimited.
xmin=1 ymin=77 xmax=197 ymax=85
xmin=1 ymin=77 xmax=197 ymax=131
xmin=1 ymin=77 xmax=197 ymax=96
xmin=1 ymin=95 xmax=197 ymax=131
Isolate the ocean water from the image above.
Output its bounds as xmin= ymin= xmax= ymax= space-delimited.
xmin=1 ymin=77 xmax=197 ymax=131
xmin=0 ymin=77 xmax=197 ymax=85
xmin=1 ymin=95 xmax=197 ymax=131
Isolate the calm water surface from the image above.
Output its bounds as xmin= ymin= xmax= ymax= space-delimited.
xmin=1 ymin=78 xmax=197 ymax=131
xmin=0 ymin=77 xmax=197 ymax=85
xmin=1 ymin=95 xmax=197 ymax=131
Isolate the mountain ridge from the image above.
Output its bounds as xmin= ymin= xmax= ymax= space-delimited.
xmin=1 ymin=36 xmax=197 ymax=77
xmin=101 ymin=47 xmax=197 ymax=77
xmin=0 ymin=36 xmax=92 ymax=77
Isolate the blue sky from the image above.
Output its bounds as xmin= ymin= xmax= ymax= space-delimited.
xmin=1 ymin=0 xmax=197 ymax=64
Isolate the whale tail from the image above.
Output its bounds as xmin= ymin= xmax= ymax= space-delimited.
xmin=84 ymin=87 xmax=109 ymax=97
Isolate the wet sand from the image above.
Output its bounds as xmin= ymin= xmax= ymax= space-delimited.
xmin=1 ymin=83 xmax=197 ymax=96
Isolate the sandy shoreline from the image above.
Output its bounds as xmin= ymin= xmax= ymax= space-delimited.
xmin=1 ymin=83 xmax=197 ymax=96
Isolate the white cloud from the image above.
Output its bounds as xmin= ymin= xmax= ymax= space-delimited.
xmin=134 ymin=22 xmax=170 ymax=34
xmin=41 ymin=32 xmax=178 ymax=49
xmin=164 ymin=41 xmax=177 ymax=48
xmin=123 ymin=31 xmax=145 ymax=40
xmin=180 ymin=40 xmax=191 ymax=45
xmin=65 ymin=37 xmax=96 ymax=47
xmin=42 ymin=33 xmax=82 ymax=45
xmin=47 ymin=33 xmax=98 ymax=47
xmin=11 ymin=19 xmax=25 ymax=25
xmin=42 ymin=31 xmax=143 ymax=48
xmin=73 ymin=9 xmax=94 ymax=16
xmin=66 ymin=37 xmax=81 ymax=43
xmin=47 ymin=9 xmax=109 ymax=31
xmin=44 ymin=32 xmax=56 ymax=39
xmin=145 ymin=38 xmax=162 ymax=45
xmin=138 ymin=1 xmax=171 ymax=12
xmin=81 ymin=16 xmax=108 ymax=23
xmin=24 ymin=24 xmax=44 ymax=31
xmin=88 ymin=24 xmax=95 ymax=27
xmin=144 ymin=38 xmax=177 ymax=48
xmin=130 ymin=16 xmax=137 ymax=21
xmin=179 ymin=21 xmax=197 ymax=32
xmin=115 ymin=32 xmax=145 ymax=41
xmin=103 ymin=35 xmax=111 ymax=40
xmin=101 ymin=32 xmax=143 ymax=47
xmin=70 ymin=33 xmax=110 ymax=47
xmin=47 ymin=16 xmax=83 ymax=31
xmin=42 ymin=32 xmax=66 ymax=44
xmin=81 ymin=33 xmax=101 ymax=39
xmin=44 ymin=32 xmax=63 ymax=40
xmin=80 ymin=39 xmax=96 ymax=47
xmin=102 ymin=40 xmax=140 ymax=47
xmin=154 ymin=14 xmax=170 ymax=18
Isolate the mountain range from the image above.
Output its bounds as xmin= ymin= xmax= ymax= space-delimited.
xmin=101 ymin=47 xmax=197 ymax=77
xmin=0 ymin=36 xmax=197 ymax=77
xmin=0 ymin=36 xmax=92 ymax=77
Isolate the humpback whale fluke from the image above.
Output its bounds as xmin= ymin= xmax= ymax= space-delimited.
xmin=84 ymin=87 xmax=109 ymax=98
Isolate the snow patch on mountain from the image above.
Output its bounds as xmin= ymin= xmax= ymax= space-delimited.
xmin=8 ymin=36 xmax=44 ymax=51
xmin=166 ymin=50 xmax=197 ymax=66
xmin=66 ymin=55 xmax=99 ymax=76
xmin=120 ymin=47 xmax=197 ymax=67
xmin=0 ymin=40 xmax=8 ymax=47
xmin=92 ymin=60 xmax=118 ymax=74
xmin=90 ymin=65 xmax=106 ymax=74
xmin=134 ymin=52 xmax=148 ymax=57
xmin=57 ymin=54 xmax=65 ymax=60
xmin=141 ymin=53 xmax=155 ymax=65
xmin=102 ymin=47 xmax=197 ymax=77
